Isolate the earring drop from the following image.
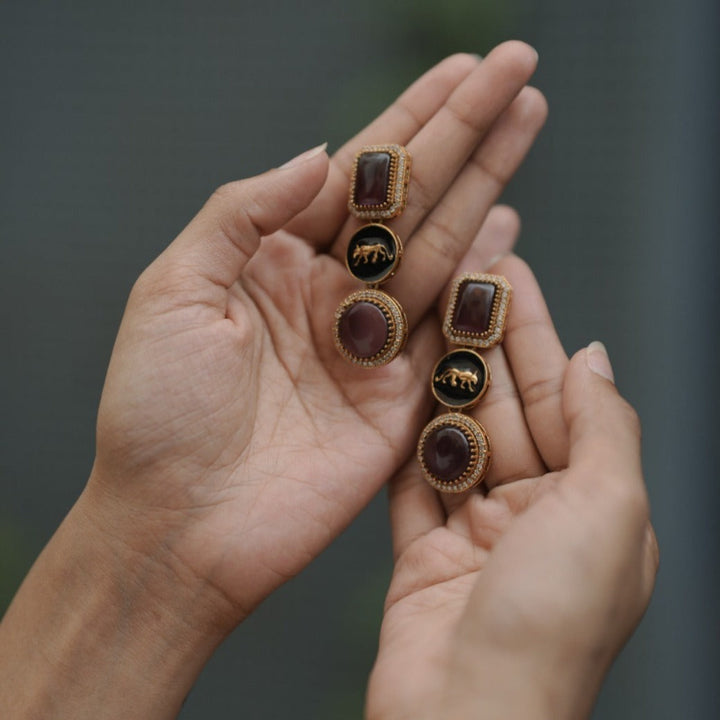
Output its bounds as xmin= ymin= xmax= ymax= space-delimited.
xmin=417 ymin=273 xmax=512 ymax=493
xmin=334 ymin=145 xmax=411 ymax=367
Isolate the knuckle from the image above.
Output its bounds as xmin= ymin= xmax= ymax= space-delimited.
xmin=445 ymin=96 xmax=487 ymax=136
xmin=615 ymin=397 xmax=642 ymax=438
xmin=608 ymin=479 xmax=650 ymax=525
xmin=520 ymin=372 xmax=564 ymax=411
xmin=209 ymin=179 xmax=245 ymax=207
xmin=647 ymin=523 xmax=660 ymax=574
xmin=445 ymin=52 xmax=482 ymax=72
xmin=418 ymin=213 xmax=467 ymax=266
xmin=407 ymin=171 xmax=434 ymax=218
xmin=486 ymin=204 xmax=521 ymax=237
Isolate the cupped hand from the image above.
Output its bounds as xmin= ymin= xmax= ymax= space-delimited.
xmin=366 ymin=248 xmax=659 ymax=720
xmin=82 ymin=43 xmax=547 ymax=628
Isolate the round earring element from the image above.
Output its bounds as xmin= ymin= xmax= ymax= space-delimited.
xmin=431 ymin=349 xmax=490 ymax=410
xmin=333 ymin=289 xmax=408 ymax=367
xmin=417 ymin=413 xmax=491 ymax=493
xmin=345 ymin=223 xmax=402 ymax=284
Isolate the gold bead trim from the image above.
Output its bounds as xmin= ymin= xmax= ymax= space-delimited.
xmin=333 ymin=289 xmax=408 ymax=368
xmin=417 ymin=413 xmax=491 ymax=493
xmin=442 ymin=273 xmax=512 ymax=349
xmin=348 ymin=144 xmax=411 ymax=220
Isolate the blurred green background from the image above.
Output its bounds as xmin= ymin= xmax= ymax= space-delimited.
xmin=1 ymin=0 xmax=718 ymax=717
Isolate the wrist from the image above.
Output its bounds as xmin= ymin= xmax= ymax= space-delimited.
xmin=82 ymin=463 xmax=245 ymax=632
xmin=0 ymin=474 xmax=236 ymax=720
xmin=442 ymin=638 xmax=607 ymax=720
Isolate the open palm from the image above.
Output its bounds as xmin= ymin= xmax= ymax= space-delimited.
xmin=86 ymin=44 xmax=547 ymax=623
xmin=366 ymin=254 xmax=658 ymax=720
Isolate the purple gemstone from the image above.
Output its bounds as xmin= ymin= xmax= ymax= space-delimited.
xmin=354 ymin=152 xmax=391 ymax=207
xmin=422 ymin=426 xmax=471 ymax=483
xmin=339 ymin=301 xmax=389 ymax=358
xmin=452 ymin=281 xmax=496 ymax=335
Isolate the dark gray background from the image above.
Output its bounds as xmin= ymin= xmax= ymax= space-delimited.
xmin=1 ymin=1 xmax=718 ymax=717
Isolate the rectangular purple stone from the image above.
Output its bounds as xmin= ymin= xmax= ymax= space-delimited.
xmin=354 ymin=151 xmax=391 ymax=207
xmin=452 ymin=281 xmax=496 ymax=335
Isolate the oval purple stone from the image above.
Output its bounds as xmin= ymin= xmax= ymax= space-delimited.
xmin=338 ymin=301 xmax=389 ymax=358
xmin=422 ymin=425 xmax=471 ymax=483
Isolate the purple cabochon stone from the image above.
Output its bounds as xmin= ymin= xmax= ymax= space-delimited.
xmin=354 ymin=152 xmax=391 ymax=206
xmin=452 ymin=281 xmax=496 ymax=335
xmin=422 ymin=425 xmax=471 ymax=483
xmin=338 ymin=301 xmax=389 ymax=358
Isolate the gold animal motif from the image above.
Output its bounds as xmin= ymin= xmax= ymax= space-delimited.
xmin=352 ymin=242 xmax=394 ymax=265
xmin=434 ymin=367 xmax=478 ymax=391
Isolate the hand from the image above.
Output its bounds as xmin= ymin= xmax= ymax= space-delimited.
xmin=85 ymin=43 xmax=547 ymax=627
xmin=366 ymin=248 xmax=659 ymax=720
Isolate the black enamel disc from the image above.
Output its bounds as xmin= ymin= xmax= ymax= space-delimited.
xmin=345 ymin=224 xmax=401 ymax=284
xmin=431 ymin=349 xmax=490 ymax=410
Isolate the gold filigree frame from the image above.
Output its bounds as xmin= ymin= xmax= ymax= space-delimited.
xmin=417 ymin=413 xmax=491 ymax=493
xmin=333 ymin=289 xmax=408 ymax=368
xmin=443 ymin=273 xmax=512 ymax=349
xmin=348 ymin=144 xmax=411 ymax=220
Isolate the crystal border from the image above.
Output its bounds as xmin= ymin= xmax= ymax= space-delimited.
xmin=417 ymin=413 xmax=491 ymax=493
xmin=333 ymin=289 xmax=408 ymax=368
xmin=443 ymin=273 xmax=512 ymax=349
xmin=348 ymin=144 xmax=411 ymax=220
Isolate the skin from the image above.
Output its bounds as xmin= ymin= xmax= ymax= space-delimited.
xmin=366 ymin=250 xmax=659 ymax=720
xmin=0 ymin=42 xmax=656 ymax=719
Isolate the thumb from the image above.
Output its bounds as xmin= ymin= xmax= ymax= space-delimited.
xmin=564 ymin=341 xmax=643 ymax=488
xmin=159 ymin=143 xmax=329 ymax=288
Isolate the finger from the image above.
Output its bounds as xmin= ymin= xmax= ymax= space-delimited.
xmin=564 ymin=342 xmax=644 ymax=485
xmin=330 ymin=41 xmax=539 ymax=260
xmin=389 ymin=457 xmax=446 ymax=561
xmin=285 ymin=53 xmax=480 ymax=247
xmin=490 ymin=255 xmax=570 ymax=470
xmin=147 ymin=146 xmax=330 ymax=298
xmin=436 ymin=207 xmax=520 ymax=311
xmin=391 ymin=86 xmax=548 ymax=330
xmin=643 ymin=521 xmax=660 ymax=600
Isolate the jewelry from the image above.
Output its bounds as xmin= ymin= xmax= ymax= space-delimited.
xmin=333 ymin=145 xmax=411 ymax=367
xmin=417 ymin=273 xmax=512 ymax=493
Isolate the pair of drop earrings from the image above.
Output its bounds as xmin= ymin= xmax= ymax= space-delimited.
xmin=333 ymin=145 xmax=512 ymax=493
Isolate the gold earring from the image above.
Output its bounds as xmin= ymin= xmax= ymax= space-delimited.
xmin=417 ymin=273 xmax=512 ymax=492
xmin=333 ymin=144 xmax=411 ymax=367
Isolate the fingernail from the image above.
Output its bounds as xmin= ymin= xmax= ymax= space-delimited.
xmin=486 ymin=252 xmax=508 ymax=269
xmin=280 ymin=142 xmax=328 ymax=169
xmin=586 ymin=341 xmax=615 ymax=383
xmin=471 ymin=53 xmax=484 ymax=61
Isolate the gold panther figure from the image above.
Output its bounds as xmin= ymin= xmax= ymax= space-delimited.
xmin=434 ymin=367 xmax=478 ymax=391
xmin=352 ymin=242 xmax=394 ymax=265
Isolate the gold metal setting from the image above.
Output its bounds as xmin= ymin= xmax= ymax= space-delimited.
xmin=333 ymin=289 xmax=408 ymax=368
xmin=418 ymin=273 xmax=513 ymax=494
xmin=336 ymin=144 xmax=410 ymax=368
xmin=443 ymin=273 xmax=512 ymax=349
xmin=417 ymin=413 xmax=491 ymax=493
xmin=348 ymin=144 xmax=411 ymax=220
